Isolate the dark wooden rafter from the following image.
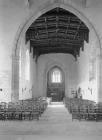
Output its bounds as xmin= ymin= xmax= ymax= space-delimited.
xmin=74 ymin=20 xmax=81 ymax=40
xmin=30 ymin=38 xmax=83 ymax=45
xmin=65 ymin=17 xmax=70 ymax=35
xmin=26 ymin=7 xmax=89 ymax=61
xmin=45 ymin=17 xmax=49 ymax=37
xmin=30 ymin=40 xmax=81 ymax=59
xmin=26 ymin=29 xmax=88 ymax=43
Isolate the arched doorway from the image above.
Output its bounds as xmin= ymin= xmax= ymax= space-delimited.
xmin=47 ymin=66 xmax=65 ymax=102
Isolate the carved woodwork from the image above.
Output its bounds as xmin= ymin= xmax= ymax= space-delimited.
xmin=26 ymin=7 xmax=89 ymax=61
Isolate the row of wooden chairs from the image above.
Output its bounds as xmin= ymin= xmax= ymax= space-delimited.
xmin=0 ymin=97 xmax=48 ymax=121
xmin=64 ymin=97 xmax=102 ymax=121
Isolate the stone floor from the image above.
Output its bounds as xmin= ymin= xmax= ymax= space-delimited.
xmin=0 ymin=102 xmax=102 ymax=140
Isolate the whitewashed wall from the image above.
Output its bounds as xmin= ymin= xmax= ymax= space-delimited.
xmin=0 ymin=0 xmax=102 ymax=102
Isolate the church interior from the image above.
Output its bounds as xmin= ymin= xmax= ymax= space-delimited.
xmin=0 ymin=0 xmax=102 ymax=140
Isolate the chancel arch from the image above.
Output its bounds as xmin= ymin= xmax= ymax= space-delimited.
xmin=12 ymin=0 xmax=102 ymax=102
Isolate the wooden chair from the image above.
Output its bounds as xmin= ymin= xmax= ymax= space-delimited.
xmin=0 ymin=102 xmax=7 ymax=120
xmin=79 ymin=105 xmax=88 ymax=120
xmin=95 ymin=103 xmax=102 ymax=121
xmin=6 ymin=103 xmax=16 ymax=120
xmin=87 ymin=104 xmax=97 ymax=121
xmin=71 ymin=105 xmax=81 ymax=121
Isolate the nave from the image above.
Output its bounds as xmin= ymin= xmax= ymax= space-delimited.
xmin=0 ymin=102 xmax=102 ymax=140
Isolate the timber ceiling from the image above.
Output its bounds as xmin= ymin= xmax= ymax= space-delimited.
xmin=26 ymin=7 xmax=89 ymax=60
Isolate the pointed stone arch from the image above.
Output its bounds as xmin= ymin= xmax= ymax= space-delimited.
xmin=12 ymin=0 xmax=101 ymax=102
xmin=46 ymin=64 xmax=65 ymax=101
xmin=43 ymin=60 xmax=67 ymax=98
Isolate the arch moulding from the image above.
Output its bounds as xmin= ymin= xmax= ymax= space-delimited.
xmin=13 ymin=0 xmax=101 ymax=56
xmin=43 ymin=61 xmax=67 ymax=97
xmin=12 ymin=0 xmax=102 ymax=102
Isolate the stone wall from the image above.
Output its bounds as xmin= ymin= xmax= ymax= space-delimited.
xmin=37 ymin=53 xmax=78 ymax=98
xmin=0 ymin=0 xmax=102 ymax=102
xmin=19 ymin=35 xmax=37 ymax=100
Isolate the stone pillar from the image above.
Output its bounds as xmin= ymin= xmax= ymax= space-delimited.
xmin=97 ymin=53 xmax=102 ymax=102
xmin=11 ymin=55 xmax=19 ymax=102
xmin=35 ymin=60 xmax=39 ymax=97
xmin=32 ymin=59 xmax=38 ymax=98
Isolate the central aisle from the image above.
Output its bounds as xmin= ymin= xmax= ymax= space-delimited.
xmin=0 ymin=102 xmax=102 ymax=140
xmin=39 ymin=102 xmax=72 ymax=126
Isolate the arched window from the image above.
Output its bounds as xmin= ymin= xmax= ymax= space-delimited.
xmin=51 ymin=68 xmax=62 ymax=83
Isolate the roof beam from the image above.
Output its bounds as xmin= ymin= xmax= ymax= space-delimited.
xmin=30 ymin=42 xmax=82 ymax=50
xmin=30 ymin=38 xmax=83 ymax=45
xmin=30 ymin=21 xmax=88 ymax=30
xmin=74 ymin=20 xmax=82 ymax=40
xmin=26 ymin=7 xmax=89 ymax=60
